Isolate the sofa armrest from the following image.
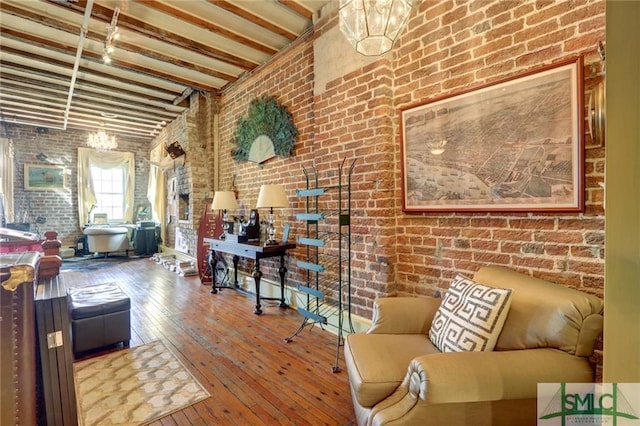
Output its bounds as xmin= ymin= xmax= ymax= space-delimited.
xmin=368 ymin=348 xmax=594 ymax=425
xmin=409 ymin=348 xmax=593 ymax=404
xmin=367 ymin=297 xmax=441 ymax=335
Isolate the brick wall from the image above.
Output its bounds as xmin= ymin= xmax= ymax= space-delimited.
xmin=214 ymin=34 xmax=317 ymax=275
xmin=4 ymin=1 xmax=605 ymax=307
xmin=390 ymin=0 xmax=605 ymax=298
xmin=4 ymin=0 xmax=606 ymax=376
xmin=312 ymin=0 xmax=605 ymax=304
xmin=6 ymin=124 xmax=150 ymax=247
xmin=155 ymin=92 xmax=215 ymax=255
xmin=216 ymin=0 xmax=605 ymax=373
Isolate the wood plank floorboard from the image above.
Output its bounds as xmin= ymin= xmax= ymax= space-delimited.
xmin=62 ymin=257 xmax=356 ymax=425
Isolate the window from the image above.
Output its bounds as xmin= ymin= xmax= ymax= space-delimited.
xmin=90 ymin=165 xmax=125 ymax=221
xmin=77 ymin=147 xmax=134 ymax=228
xmin=1 ymin=138 xmax=14 ymax=223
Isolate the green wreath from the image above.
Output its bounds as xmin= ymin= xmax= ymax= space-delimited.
xmin=232 ymin=95 xmax=298 ymax=163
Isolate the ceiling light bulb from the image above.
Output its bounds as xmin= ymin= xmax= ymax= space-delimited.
xmin=102 ymin=54 xmax=111 ymax=64
xmin=106 ymin=44 xmax=115 ymax=54
xmin=112 ymin=27 xmax=120 ymax=40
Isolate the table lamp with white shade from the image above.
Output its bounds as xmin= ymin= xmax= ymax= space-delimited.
xmin=211 ymin=191 xmax=238 ymax=239
xmin=256 ymin=184 xmax=289 ymax=245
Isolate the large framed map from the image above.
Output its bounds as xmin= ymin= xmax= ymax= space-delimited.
xmin=400 ymin=56 xmax=584 ymax=212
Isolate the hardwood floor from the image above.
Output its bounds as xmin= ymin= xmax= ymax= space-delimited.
xmin=62 ymin=256 xmax=356 ymax=425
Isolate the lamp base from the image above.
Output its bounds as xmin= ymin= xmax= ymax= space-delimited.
xmin=264 ymin=239 xmax=279 ymax=246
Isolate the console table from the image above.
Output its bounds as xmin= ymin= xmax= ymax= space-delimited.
xmin=204 ymin=238 xmax=296 ymax=315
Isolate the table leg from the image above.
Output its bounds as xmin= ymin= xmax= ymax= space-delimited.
xmin=278 ymin=254 xmax=288 ymax=308
xmin=233 ymin=255 xmax=240 ymax=288
xmin=208 ymin=249 xmax=218 ymax=294
xmin=253 ymin=258 xmax=263 ymax=315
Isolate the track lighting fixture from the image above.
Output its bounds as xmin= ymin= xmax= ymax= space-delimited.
xmin=102 ymin=7 xmax=120 ymax=64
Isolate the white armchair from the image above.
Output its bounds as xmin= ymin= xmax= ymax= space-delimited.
xmin=84 ymin=226 xmax=131 ymax=257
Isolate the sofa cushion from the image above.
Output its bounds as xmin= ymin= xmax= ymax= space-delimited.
xmin=429 ymin=274 xmax=512 ymax=352
xmin=344 ymin=333 xmax=439 ymax=408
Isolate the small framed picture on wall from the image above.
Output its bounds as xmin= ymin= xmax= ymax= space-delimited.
xmin=24 ymin=164 xmax=66 ymax=191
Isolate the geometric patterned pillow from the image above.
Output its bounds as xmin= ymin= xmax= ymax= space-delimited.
xmin=429 ymin=274 xmax=513 ymax=352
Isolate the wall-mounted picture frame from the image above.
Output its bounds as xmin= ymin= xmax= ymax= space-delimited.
xmin=24 ymin=164 xmax=66 ymax=191
xmin=281 ymin=223 xmax=290 ymax=243
xmin=400 ymin=56 xmax=584 ymax=212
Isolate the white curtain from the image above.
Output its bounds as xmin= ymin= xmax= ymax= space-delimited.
xmin=77 ymin=147 xmax=135 ymax=227
xmin=147 ymin=164 xmax=166 ymax=244
xmin=0 ymin=138 xmax=14 ymax=223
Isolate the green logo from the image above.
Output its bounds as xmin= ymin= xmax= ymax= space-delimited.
xmin=539 ymin=383 xmax=639 ymax=425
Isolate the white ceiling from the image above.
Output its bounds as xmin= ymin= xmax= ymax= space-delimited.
xmin=0 ymin=0 xmax=331 ymax=141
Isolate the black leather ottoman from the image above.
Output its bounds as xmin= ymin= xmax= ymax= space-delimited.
xmin=67 ymin=283 xmax=131 ymax=356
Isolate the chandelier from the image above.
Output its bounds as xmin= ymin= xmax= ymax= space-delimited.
xmin=339 ymin=0 xmax=413 ymax=56
xmin=87 ymin=129 xmax=117 ymax=151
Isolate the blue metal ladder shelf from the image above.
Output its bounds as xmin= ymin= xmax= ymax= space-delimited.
xmin=285 ymin=158 xmax=356 ymax=373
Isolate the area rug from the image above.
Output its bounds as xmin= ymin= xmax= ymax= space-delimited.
xmin=61 ymin=255 xmax=141 ymax=272
xmin=74 ymin=340 xmax=210 ymax=426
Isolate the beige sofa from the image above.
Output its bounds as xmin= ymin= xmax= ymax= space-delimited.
xmin=344 ymin=266 xmax=604 ymax=426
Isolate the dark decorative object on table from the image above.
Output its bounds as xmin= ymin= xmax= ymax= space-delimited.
xmin=232 ymin=209 xmax=260 ymax=241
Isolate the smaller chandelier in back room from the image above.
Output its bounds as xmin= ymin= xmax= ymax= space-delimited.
xmin=339 ymin=0 xmax=414 ymax=56
xmin=87 ymin=129 xmax=117 ymax=151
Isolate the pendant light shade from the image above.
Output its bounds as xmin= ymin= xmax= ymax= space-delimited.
xmin=339 ymin=0 xmax=413 ymax=56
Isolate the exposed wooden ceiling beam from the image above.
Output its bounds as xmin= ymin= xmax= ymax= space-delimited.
xmin=0 ymin=43 xmax=182 ymax=97
xmin=53 ymin=0 xmax=259 ymax=71
xmin=0 ymin=77 xmax=180 ymax=119
xmin=0 ymin=59 xmax=176 ymax=104
xmin=135 ymin=0 xmax=279 ymax=56
xmin=0 ymin=0 xmax=329 ymax=140
xmin=1 ymin=107 xmax=161 ymax=138
xmin=0 ymin=88 xmax=172 ymax=128
xmin=278 ymin=0 xmax=315 ymax=21
xmin=0 ymin=2 xmax=81 ymax=36
xmin=207 ymin=0 xmax=298 ymax=41
xmin=0 ymin=23 xmax=234 ymax=92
